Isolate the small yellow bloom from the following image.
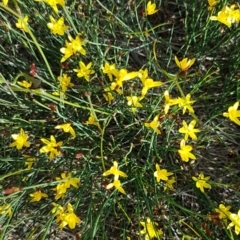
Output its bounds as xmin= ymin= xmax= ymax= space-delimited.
xmin=23 ymin=155 xmax=36 ymax=169
xmin=55 ymin=123 xmax=76 ymax=138
xmin=227 ymin=210 xmax=240 ymax=235
xmin=174 ymin=56 xmax=195 ymax=72
xmin=9 ymin=128 xmax=30 ymax=150
xmin=55 ymin=203 xmax=81 ymax=229
xmin=178 ymin=139 xmax=196 ymax=162
xmin=17 ymin=80 xmax=32 ymax=89
xmin=164 ymin=90 xmax=181 ymax=114
xmin=177 ymin=94 xmax=195 ymax=114
xmin=126 ymin=96 xmax=142 ymax=114
xmin=164 ymin=177 xmax=176 ymax=191
xmin=40 ymin=135 xmax=62 ymax=160
xmin=154 ymin=164 xmax=173 ymax=183
xmin=74 ymin=61 xmax=95 ymax=82
xmin=35 ymin=0 xmax=65 ymax=14
xmin=103 ymin=87 xmax=114 ymax=104
xmin=215 ymin=204 xmax=231 ymax=219
xmin=30 ymin=190 xmax=48 ymax=202
xmin=103 ymin=161 xmax=127 ymax=178
xmin=3 ymin=0 xmax=8 ymax=6
xmin=192 ymin=173 xmax=211 ymax=193
xmin=101 ymin=62 xmax=118 ymax=81
xmin=84 ymin=113 xmax=99 ymax=127
xmin=47 ymin=16 xmax=69 ymax=35
xmin=106 ymin=177 xmax=126 ymax=194
xmin=140 ymin=217 xmax=163 ymax=239
xmin=138 ymin=69 xmax=162 ymax=97
xmin=0 ymin=204 xmax=12 ymax=216
xmin=223 ymin=101 xmax=240 ymax=126
xmin=145 ymin=1 xmax=158 ymax=16
xmin=179 ymin=120 xmax=201 ymax=140
xmin=207 ymin=0 xmax=219 ymax=11
xmin=16 ymin=15 xmax=29 ymax=33
xmin=57 ymin=74 xmax=74 ymax=92
xmin=144 ymin=114 xmax=161 ymax=134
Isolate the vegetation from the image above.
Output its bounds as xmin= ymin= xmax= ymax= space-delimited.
xmin=0 ymin=0 xmax=240 ymax=239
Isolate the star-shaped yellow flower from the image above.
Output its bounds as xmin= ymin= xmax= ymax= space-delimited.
xmin=9 ymin=128 xmax=30 ymax=150
xmin=192 ymin=173 xmax=211 ymax=193
xmin=154 ymin=164 xmax=173 ymax=183
xmin=16 ymin=15 xmax=30 ymax=33
xmin=102 ymin=161 xmax=127 ymax=178
xmin=40 ymin=135 xmax=62 ymax=160
xmin=140 ymin=217 xmax=163 ymax=239
xmin=126 ymin=96 xmax=143 ymax=114
xmin=144 ymin=114 xmax=161 ymax=134
xmin=145 ymin=1 xmax=158 ymax=16
xmin=179 ymin=120 xmax=200 ymax=140
xmin=174 ymin=56 xmax=195 ymax=72
xmin=178 ymin=139 xmax=196 ymax=162
xmin=30 ymin=190 xmax=48 ymax=202
xmin=55 ymin=123 xmax=76 ymax=138
xmin=74 ymin=61 xmax=95 ymax=82
xmin=47 ymin=16 xmax=69 ymax=35
xmin=223 ymin=101 xmax=240 ymax=126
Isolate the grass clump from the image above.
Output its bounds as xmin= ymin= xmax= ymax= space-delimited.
xmin=0 ymin=0 xmax=240 ymax=239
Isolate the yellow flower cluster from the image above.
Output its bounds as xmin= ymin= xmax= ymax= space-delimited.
xmin=210 ymin=3 xmax=240 ymax=28
xmin=215 ymin=204 xmax=240 ymax=235
xmin=102 ymin=161 xmax=127 ymax=194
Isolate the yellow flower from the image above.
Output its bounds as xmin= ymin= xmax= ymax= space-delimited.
xmin=55 ymin=123 xmax=76 ymax=138
xmin=57 ymin=74 xmax=74 ymax=92
xmin=223 ymin=101 xmax=240 ymax=126
xmin=164 ymin=177 xmax=176 ymax=191
xmin=215 ymin=204 xmax=231 ymax=219
xmin=30 ymin=190 xmax=48 ymax=202
xmin=16 ymin=15 xmax=29 ymax=33
xmin=179 ymin=120 xmax=201 ymax=140
xmin=126 ymin=96 xmax=143 ymax=114
xmin=23 ymin=155 xmax=36 ymax=169
xmin=60 ymin=34 xmax=87 ymax=62
xmin=35 ymin=0 xmax=65 ymax=14
xmin=192 ymin=173 xmax=211 ymax=193
xmin=106 ymin=177 xmax=126 ymax=194
xmin=103 ymin=87 xmax=115 ymax=104
xmin=145 ymin=1 xmax=158 ymax=16
xmin=207 ymin=0 xmax=219 ymax=11
xmin=154 ymin=164 xmax=173 ymax=183
xmin=47 ymin=16 xmax=69 ymax=35
xmin=0 ymin=204 xmax=12 ymax=216
xmin=55 ymin=203 xmax=81 ymax=229
xmin=103 ymin=161 xmax=127 ymax=178
xmin=210 ymin=5 xmax=240 ymax=28
xmin=54 ymin=173 xmax=80 ymax=200
xmin=174 ymin=56 xmax=195 ymax=72
xmin=109 ymin=68 xmax=139 ymax=94
xmin=178 ymin=139 xmax=196 ymax=162
xmin=17 ymin=80 xmax=32 ymax=89
xmin=138 ymin=69 xmax=162 ymax=98
xmin=40 ymin=135 xmax=62 ymax=160
xmin=177 ymin=94 xmax=195 ymax=114
xmin=140 ymin=217 xmax=163 ymax=240
xmin=227 ymin=210 xmax=240 ymax=235
xmin=3 ymin=0 xmax=8 ymax=6
xmin=101 ymin=62 xmax=118 ymax=81
xmin=52 ymin=203 xmax=64 ymax=215
xmin=84 ymin=113 xmax=99 ymax=127
xmin=144 ymin=114 xmax=161 ymax=134
xmin=164 ymin=90 xmax=181 ymax=114
xmin=9 ymin=128 xmax=30 ymax=150
xmin=74 ymin=61 xmax=95 ymax=82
